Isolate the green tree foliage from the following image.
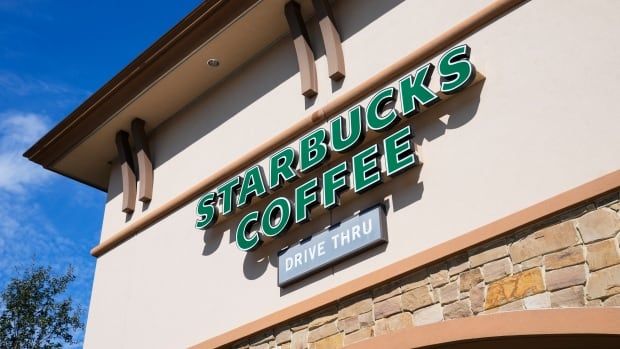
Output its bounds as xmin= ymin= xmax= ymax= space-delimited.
xmin=0 ymin=265 xmax=83 ymax=348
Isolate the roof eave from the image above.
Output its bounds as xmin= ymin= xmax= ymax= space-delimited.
xmin=23 ymin=0 xmax=260 ymax=169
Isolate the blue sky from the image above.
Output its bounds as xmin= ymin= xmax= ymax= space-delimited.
xmin=0 ymin=0 xmax=201 ymax=346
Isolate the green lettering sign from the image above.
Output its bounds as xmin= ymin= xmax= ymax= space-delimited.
xmin=438 ymin=44 xmax=475 ymax=94
xmin=322 ymin=161 xmax=349 ymax=209
xmin=399 ymin=63 xmax=439 ymax=117
xmin=384 ymin=126 xmax=416 ymax=176
xmin=294 ymin=177 xmax=319 ymax=223
xmin=216 ymin=176 xmax=240 ymax=216
xmin=330 ymin=105 xmax=364 ymax=152
xmin=195 ymin=192 xmax=218 ymax=229
xmin=352 ymin=144 xmax=382 ymax=193
xmin=299 ymin=129 xmax=329 ymax=173
xmin=261 ymin=197 xmax=292 ymax=238
xmin=236 ymin=211 xmax=261 ymax=251
xmin=366 ymin=87 xmax=399 ymax=131
xmin=269 ymin=147 xmax=298 ymax=190
xmin=195 ymin=44 xmax=477 ymax=253
xmin=237 ymin=165 xmax=268 ymax=208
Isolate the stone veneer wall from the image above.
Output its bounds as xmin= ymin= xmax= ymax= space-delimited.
xmin=231 ymin=192 xmax=620 ymax=349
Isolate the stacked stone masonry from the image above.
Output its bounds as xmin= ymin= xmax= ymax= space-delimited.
xmin=231 ymin=192 xmax=620 ymax=349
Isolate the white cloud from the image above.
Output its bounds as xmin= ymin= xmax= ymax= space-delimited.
xmin=0 ymin=109 xmax=101 ymax=311
xmin=0 ymin=111 xmax=73 ymax=281
xmin=0 ymin=111 xmax=52 ymax=193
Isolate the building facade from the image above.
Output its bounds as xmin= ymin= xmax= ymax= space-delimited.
xmin=26 ymin=0 xmax=620 ymax=348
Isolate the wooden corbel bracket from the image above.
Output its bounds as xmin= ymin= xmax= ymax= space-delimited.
xmin=285 ymin=1 xmax=318 ymax=97
xmin=312 ymin=0 xmax=345 ymax=80
xmin=115 ymin=131 xmax=136 ymax=214
xmin=131 ymin=118 xmax=153 ymax=203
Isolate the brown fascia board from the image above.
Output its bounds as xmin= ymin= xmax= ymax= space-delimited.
xmin=23 ymin=0 xmax=259 ymax=170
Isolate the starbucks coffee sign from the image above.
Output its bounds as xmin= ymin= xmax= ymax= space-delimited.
xmin=195 ymin=44 xmax=475 ymax=252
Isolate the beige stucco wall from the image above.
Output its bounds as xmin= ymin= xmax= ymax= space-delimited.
xmin=85 ymin=0 xmax=620 ymax=348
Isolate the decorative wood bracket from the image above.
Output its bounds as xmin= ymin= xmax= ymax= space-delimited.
xmin=115 ymin=131 xmax=136 ymax=213
xmin=131 ymin=118 xmax=153 ymax=203
xmin=285 ymin=1 xmax=318 ymax=97
xmin=312 ymin=0 xmax=345 ymax=80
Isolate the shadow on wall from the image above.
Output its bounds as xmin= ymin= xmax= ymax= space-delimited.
xmin=124 ymin=0 xmax=408 ymax=189
xmin=414 ymin=80 xmax=484 ymax=145
xmin=199 ymin=79 xmax=484 ymax=288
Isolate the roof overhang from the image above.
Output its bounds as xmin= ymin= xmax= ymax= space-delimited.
xmin=24 ymin=0 xmax=316 ymax=191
